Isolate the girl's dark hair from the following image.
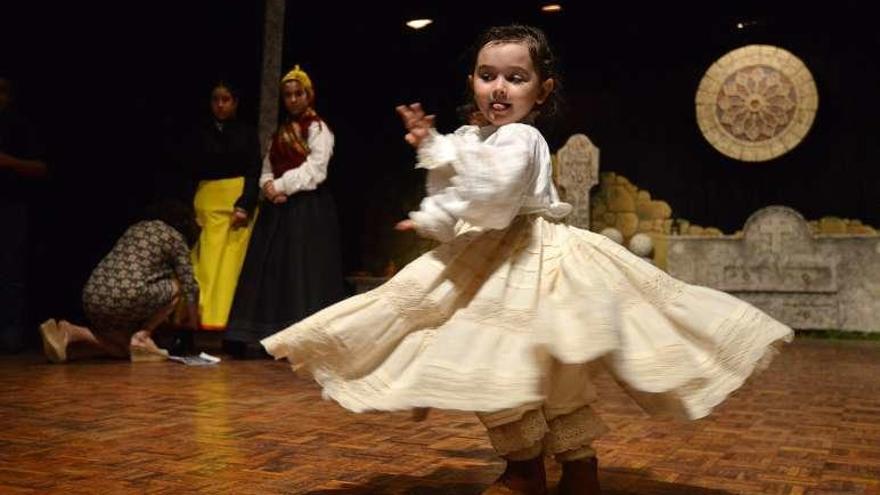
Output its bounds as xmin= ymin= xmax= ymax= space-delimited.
xmin=211 ymin=79 xmax=241 ymax=101
xmin=462 ymin=24 xmax=564 ymax=130
xmin=141 ymin=199 xmax=200 ymax=248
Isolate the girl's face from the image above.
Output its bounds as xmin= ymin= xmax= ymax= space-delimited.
xmin=470 ymin=41 xmax=554 ymax=127
xmin=282 ymin=80 xmax=311 ymax=117
xmin=210 ymin=86 xmax=238 ymax=121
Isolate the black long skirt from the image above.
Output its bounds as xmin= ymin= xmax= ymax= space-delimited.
xmin=225 ymin=187 xmax=346 ymax=346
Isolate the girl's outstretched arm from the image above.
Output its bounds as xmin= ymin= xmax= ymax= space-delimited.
xmin=406 ymin=124 xmax=541 ymax=242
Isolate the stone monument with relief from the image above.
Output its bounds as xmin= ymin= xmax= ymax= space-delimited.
xmin=667 ymin=206 xmax=880 ymax=331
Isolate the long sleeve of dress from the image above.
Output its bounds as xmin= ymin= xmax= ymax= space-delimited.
xmin=271 ymin=122 xmax=334 ymax=196
xmin=409 ymin=123 xmax=539 ymax=242
xmin=258 ymin=143 xmax=273 ymax=189
xmin=233 ymin=125 xmax=263 ymax=213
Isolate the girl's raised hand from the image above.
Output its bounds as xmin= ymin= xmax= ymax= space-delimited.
xmin=396 ymin=103 xmax=435 ymax=148
xmin=395 ymin=219 xmax=416 ymax=231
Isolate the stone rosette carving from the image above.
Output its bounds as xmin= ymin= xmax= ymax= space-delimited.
xmin=696 ymin=45 xmax=818 ymax=162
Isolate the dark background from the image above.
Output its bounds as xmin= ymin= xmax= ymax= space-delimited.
xmin=2 ymin=0 xmax=877 ymax=345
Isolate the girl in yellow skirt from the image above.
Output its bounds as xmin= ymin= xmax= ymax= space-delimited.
xmin=189 ymin=81 xmax=261 ymax=332
xmin=261 ymin=26 xmax=793 ymax=495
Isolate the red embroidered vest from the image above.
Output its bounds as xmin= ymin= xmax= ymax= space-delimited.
xmin=269 ymin=110 xmax=322 ymax=178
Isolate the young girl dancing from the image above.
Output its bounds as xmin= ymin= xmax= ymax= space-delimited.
xmin=262 ymin=25 xmax=792 ymax=495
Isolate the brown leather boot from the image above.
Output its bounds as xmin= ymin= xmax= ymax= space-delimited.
xmin=481 ymin=456 xmax=548 ymax=495
xmin=558 ymin=456 xmax=601 ymax=495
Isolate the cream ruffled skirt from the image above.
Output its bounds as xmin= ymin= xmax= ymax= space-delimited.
xmin=262 ymin=216 xmax=793 ymax=420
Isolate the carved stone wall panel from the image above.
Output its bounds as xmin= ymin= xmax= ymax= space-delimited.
xmin=735 ymin=293 xmax=841 ymax=329
xmin=667 ymin=206 xmax=880 ymax=332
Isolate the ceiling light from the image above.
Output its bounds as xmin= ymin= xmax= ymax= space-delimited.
xmin=406 ymin=19 xmax=433 ymax=29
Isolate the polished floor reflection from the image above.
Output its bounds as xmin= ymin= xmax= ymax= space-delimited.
xmin=1 ymin=338 xmax=878 ymax=494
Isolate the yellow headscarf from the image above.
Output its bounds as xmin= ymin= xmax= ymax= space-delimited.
xmin=281 ymin=64 xmax=314 ymax=100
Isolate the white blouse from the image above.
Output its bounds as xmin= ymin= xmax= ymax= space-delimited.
xmin=259 ymin=121 xmax=334 ymax=196
xmin=410 ymin=123 xmax=572 ymax=242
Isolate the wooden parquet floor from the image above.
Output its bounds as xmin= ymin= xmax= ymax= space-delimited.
xmin=1 ymin=337 xmax=879 ymax=494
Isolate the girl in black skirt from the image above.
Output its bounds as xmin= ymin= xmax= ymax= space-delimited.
xmin=224 ymin=65 xmax=345 ymax=356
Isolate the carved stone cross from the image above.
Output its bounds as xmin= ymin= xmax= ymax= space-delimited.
xmin=756 ymin=217 xmax=798 ymax=253
xmin=555 ymin=134 xmax=599 ymax=230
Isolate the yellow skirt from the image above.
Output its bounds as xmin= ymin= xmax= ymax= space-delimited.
xmin=192 ymin=177 xmax=256 ymax=330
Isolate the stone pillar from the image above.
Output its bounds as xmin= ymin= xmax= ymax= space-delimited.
xmin=555 ymin=134 xmax=599 ymax=230
xmin=258 ymin=0 xmax=285 ymax=149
